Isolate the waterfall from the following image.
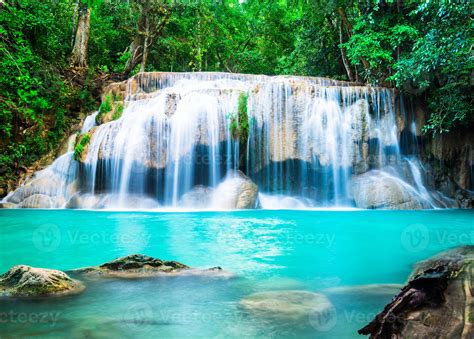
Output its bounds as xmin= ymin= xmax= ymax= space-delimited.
xmin=81 ymin=111 xmax=98 ymax=134
xmin=3 ymin=72 xmax=447 ymax=209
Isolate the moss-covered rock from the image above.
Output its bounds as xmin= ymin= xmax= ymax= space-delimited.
xmin=71 ymin=254 xmax=232 ymax=279
xmin=0 ymin=265 xmax=84 ymax=298
xmin=74 ymin=130 xmax=94 ymax=162
xmin=95 ymin=92 xmax=126 ymax=125
xmin=72 ymin=254 xmax=190 ymax=278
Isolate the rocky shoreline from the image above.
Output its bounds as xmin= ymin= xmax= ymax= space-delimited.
xmin=0 ymin=254 xmax=231 ymax=298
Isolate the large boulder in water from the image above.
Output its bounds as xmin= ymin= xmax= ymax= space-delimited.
xmin=71 ymin=254 xmax=231 ymax=279
xmin=359 ymin=246 xmax=474 ymax=338
xmin=351 ymin=170 xmax=431 ymax=209
xmin=211 ymin=171 xmax=259 ymax=209
xmin=0 ymin=265 xmax=84 ymax=297
xmin=72 ymin=254 xmax=189 ymax=278
xmin=240 ymin=290 xmax=332 ymax=322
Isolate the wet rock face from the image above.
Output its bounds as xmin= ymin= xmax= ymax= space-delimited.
xmin=359 ymin=246 xmax=474 ymax=338
xmin=351 ymin=170 xmax=431 ymax=209
xmin=0 ymin=265 xmax=84 ymax=297
xmin=72 ymin=254 xmax=189 ymax=278
xmin=3 ymin=151 xmax=78 ymax=209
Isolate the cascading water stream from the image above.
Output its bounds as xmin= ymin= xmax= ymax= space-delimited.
xmin=3 ymin=72 xmax=447 ymax=209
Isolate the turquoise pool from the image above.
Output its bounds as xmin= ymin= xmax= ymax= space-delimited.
xmin=0 ymin=209 xmax=473 ymax=338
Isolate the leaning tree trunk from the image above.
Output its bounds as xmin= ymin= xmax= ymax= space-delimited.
xmin=139 ymin=17 xmax=150 ymax=73
xmin=70 ymin=2 xmax=90 ymax=68
xmin=124 ymin=2 xmax=171 ymax=76
xmin=123 ymin=6 xmax=147 ymax=76
xmin=339 ymin=20 xmax=354 ymax=82
xmin=337 ymin=7 xmax=371 ymax=73
xmin=123 ymin=38 xmax=143 ymax=75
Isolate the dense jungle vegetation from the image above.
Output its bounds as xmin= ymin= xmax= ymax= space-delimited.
xmin=0 ymin=0 xmax=472 ymax=192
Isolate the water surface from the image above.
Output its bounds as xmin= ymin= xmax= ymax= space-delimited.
xmin=0 ymin=209 xmax=472 ymax=338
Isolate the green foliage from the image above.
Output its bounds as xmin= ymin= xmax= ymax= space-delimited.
xmin=95 ymin=93 xmax=113 ymax=124
xmin=0 ymin=0 xmax=79 ymax=181
xmin=228 ymin=92 xmax=249 ymax=143
xmin=113 ymin=103 xmax=124 ymax=121
xmin=74 ymin=132 xmax=91 ymax=161
xmin=342 ymin=1 xmax=472 ymax=134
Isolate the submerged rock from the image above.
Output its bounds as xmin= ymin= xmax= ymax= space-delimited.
xmin=240 ymin=290 xmax=332 ymax=321
xmin=0 ymin=265 xmax=84 ymax=297
xmin=351 ymin=170 xmax=432 ymax=209
xmin=323 ymin=284 xmax=403 ymax=297
xmin=359 ymin=246 xmax=474 ymax=338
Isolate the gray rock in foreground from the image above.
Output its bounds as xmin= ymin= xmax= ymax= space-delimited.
xmin=359 ymin=246 xmax=474 ymax=338
xmin=0 ymin=265 xmax=84 ymax=297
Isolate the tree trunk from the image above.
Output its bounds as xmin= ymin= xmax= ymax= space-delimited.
xmin=339 ymin=20 xmax=354 ymax=82
xmin=337 ymin=7 xmax=371 ymax=72
xmin=123 ymin=1 xmax=171 ymax=76
xmin=124 ymin=38 xmax=143 ymax=75
xmin=70 ymin=2 xmax=90 ymax=68
xmin=139 ymin=17 xmax=150 ymax=73
xmin=124 ymin=2 xmax=148 ymax=76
